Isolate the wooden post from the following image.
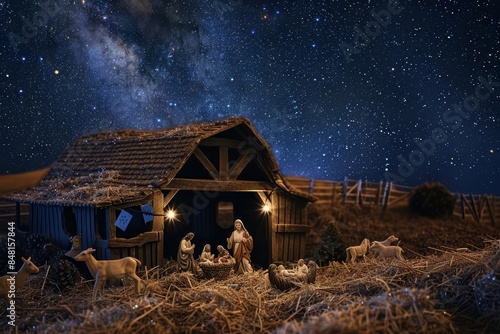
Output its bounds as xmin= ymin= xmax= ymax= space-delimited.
xmin=152 ymin=190 xmax=165 ymax=266
xmin=271 ymin=191 xmax=280 ymax=263
xmin=469 ymin=193 xmax=480 ymax=223
xmin=356 ymin=180 xmax=362 ymax=205
xmin=375 ymin=181 xmax=383 ymax=206
xmin=16 ymin=202 xmax=21 ymax=225
xmin=219 ymin=146 xmax=229 ymax=180
xmin=382 ymin=182 xmax=392 ymax=211
xmin=331 ymin=181 xmax=336 ymax=210
xmin=342 ymin=177 xmax=348 ymax=204
xmin=108 ymin=207 xmax=117 ymax=239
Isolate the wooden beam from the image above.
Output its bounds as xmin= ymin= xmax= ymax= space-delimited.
xmin=108 ymin=231 xmax=161 ymax=248
xmin=193 ymin=147 xmax=219 ymax=180
xmin=219 ymin=146 xmax=229 ymax=180
xmin=200 ymin=137 xmax=244 ymax=148
xmin=165 ymin=178 xmax=274 ymax=191
xmin=272 ymin=224 xmax=310 ymax=234
xmin=108 ymin=207 xmax=117 ymax=239
xmin=152 ymin=190 xmax=164 ymax=231
xmin=228 ymin=151 xmax=255 ymax=179
xmin=163 ymin=189 xmax=179 ymax=209
xmin=256 ymin=191 xmax=270 ymax=205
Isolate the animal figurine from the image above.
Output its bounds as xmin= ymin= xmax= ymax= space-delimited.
xmin=0 ymin=257 xmax=39 ymax=308
xmin=75 ymin=248 xmax=141 ymax=300
xmin=370 ymin=241 xmax=404 ymax=260
xmin=345 ymin=238 xmax=370 ymax=263
xmin=373 ymin=235 xmax=399 ymax=247
xmin=65 ymin=234 xmax=83 ymax=258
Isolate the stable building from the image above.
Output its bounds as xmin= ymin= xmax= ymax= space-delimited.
xmin=2 ymin=117 xmax=314 ymax=268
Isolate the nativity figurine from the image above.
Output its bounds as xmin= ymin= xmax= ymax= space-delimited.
xmin=177 ymin=232 xmax=197 ymax=274
xmin=199 ymin=244 xmax=215 ymax=263
xmin=227 ymin=219 xmax=253 ymax=274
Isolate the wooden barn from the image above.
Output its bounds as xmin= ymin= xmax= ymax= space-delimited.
xmin=1 ymin=117 xmax=314 ymax=269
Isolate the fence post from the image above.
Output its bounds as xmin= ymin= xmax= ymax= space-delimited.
xmin=342 ymin=177 xmax=348 ymax=204
xmin=382 ymin=182 xmax=392 ymax=211
xmin=356 ymin=179 xmax=362 ymax=205
xmin=16 ymin=201 xmax=21 ymax=225
xmin=375 ymin=181 xmax=383 ymax=206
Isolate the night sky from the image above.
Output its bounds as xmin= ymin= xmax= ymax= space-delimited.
xmin=1 ymin=0 xmax=499 ymax=195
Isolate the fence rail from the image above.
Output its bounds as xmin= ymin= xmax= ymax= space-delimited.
xmin=1 ymin=178 xmax=499 ymax=229
xmin=286 ymin=176 xmax=500 ymax=226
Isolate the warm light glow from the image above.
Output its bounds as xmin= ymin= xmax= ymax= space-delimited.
xmin=166 ymin=210 xmax=176 ymax=220
xmin=262 ymin=204 xmax=271 ymax=212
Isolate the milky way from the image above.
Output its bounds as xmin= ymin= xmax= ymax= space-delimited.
xmin=1 ymin=0 xmax=499 ymax=195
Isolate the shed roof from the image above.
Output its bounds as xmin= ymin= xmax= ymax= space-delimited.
xmin=2 ymin=117 xmax=313 ymax=207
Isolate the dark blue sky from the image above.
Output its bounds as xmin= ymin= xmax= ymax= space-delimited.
xmin=1 ymin=0 xmax=499 ymax=194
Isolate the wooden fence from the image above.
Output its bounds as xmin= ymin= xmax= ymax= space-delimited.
xmin=286 ymin=176 xmax=500 ymax=226
xmin=0 ymin=201 xmax=29 ymax=234
xmin=1 ymin=178 xmax=499 ymax=230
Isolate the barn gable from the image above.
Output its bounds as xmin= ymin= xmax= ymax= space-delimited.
xmin=3 ymin=117 xmax=306 ymax=207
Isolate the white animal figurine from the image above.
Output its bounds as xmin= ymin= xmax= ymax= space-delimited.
xmin=373 ymin=235 xmax=399 ymax=247
xmin=0 ymin=257 xmax=39 ymax=308
xmin=370 ymin=241 xmax=404 ymax=260
xmin=75 ymin=248 xmax=141 ymax=300
xmin=345 ymin=238 xmax=370 ymax=263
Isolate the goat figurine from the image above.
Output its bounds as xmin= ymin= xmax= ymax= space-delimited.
xmin=370 ymin=241 xmax=404 ymax=260
xmin=0 ymin=257 xmax=39 ymax=308
xmin=345 ymin=238 xmax=370 ymax=263
xmin=75 ymin=248 xmax=141 ymax=300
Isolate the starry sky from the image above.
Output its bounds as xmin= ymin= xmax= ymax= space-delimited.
xmin=0 ymin=0 xmax=499 ymax=195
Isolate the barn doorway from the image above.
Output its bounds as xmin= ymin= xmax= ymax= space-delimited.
xmin=164 ymin=191 xmax=270 ymax=269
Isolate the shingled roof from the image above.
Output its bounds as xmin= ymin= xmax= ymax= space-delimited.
xmin=2 ymin=117 xmax=312 ymax=207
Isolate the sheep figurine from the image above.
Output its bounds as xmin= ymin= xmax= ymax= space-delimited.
xmin=345 ymin=238 xmax=370 ymax=263
xmin=370 ymin=241 xmax=404 ymax=260
xmin=75 ymin=248 xmax=141 ymax=300
xmin=373 ymin=235 xmax=399 ymax=247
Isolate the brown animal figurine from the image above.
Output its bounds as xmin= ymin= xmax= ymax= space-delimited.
xmin=0 ymin=257 xmax=39 ymax=308
xmin=370 ymin=241 xmax=404 ymax=260
xmin=75 ymin=248 xmax=141 ymax=300
xmin=345 ymin=238 xmax=370 ymax=263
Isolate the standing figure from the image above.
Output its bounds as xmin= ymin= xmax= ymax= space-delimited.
xmin=199 ymin=244 xmax=215 ymax=263
xmin=177 ymin=232 xmax=197 ymax=273
xmin=227 ymin=219 xmax=253 ymax=274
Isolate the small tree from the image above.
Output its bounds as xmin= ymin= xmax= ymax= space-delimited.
xmin=306 ymin=205 xmax=346 ymax=265
xmin=313 ymin=222 xmax=346 ymax=265
xmin=409 ymin=182 xmax=455 ymax=218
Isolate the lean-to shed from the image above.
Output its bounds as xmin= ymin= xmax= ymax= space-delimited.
xmin=2 ymin=117 xmax=314 ymax=268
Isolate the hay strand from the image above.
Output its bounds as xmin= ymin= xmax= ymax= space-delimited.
xmin=2 ymin=241 xmax=500 ymax=333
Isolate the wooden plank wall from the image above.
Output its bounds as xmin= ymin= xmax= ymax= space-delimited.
xmin=271 ymin=190 xmax=309 ymax=263
xmin=109 ymin=231 xmax=163 ymax=269
xmin=285 ymin=176 xmax=500 ymax=226
xmin=0 ymin=201 xmax=29 ymax=229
